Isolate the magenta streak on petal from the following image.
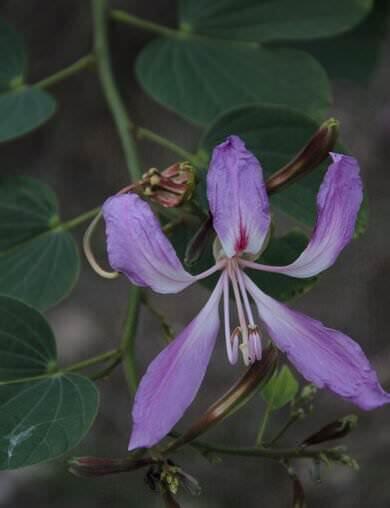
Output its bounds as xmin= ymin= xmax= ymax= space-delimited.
xmin=244 ymin=274 xmax=390 ymax=410
xmin=240 ymin=153 xmax=363 ymax=278
xmin=128 ymin=276 xmax=224 ymax=450
xmin=207 ymin=135 xmax=270 ymax=258
xmin=102 ymin=193 xmax=195 ymax=294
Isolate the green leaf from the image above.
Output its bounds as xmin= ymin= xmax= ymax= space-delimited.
xmin=136 ymin=38 xmax=330 ymax=125
xmin=0 ymin=88 xmax=56 ymax=142
xmin=0 ymin=18 xmax=25 ymax=90
xmin=294 ymin=0 xmax=389 ymax=84
xmin=0 ymin=296 xmax=99 ymax=470
xmin=201 ymin=104 xmax=331 ymax=227
xmin=0 ymin=177 xmax=80 ymax=310
xmin=179 ymin=0 xmax=373 ymax=43
xmin=250 ymin=232 xmax=317 ymax=302
xmin=0 ymin=18 xmax=55 ymax=141
xmin=0 ymin=296 xmax=56 ymax=380
xmin=262 ymin=365 xmax=299 ymax=411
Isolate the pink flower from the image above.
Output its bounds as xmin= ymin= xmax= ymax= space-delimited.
xmin=103 ymin=135 xmax=390 ymax=450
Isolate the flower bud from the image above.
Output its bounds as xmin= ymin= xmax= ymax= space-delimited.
xmin=266 ymin=118 xmax=339 ymax=195
xmin=130 ymin=162 xmax=196 ymax=207
xmin=68 ymin=455 xmax=152 ymax=478
xmin=301 ymin=415 xmax=358 ymax=447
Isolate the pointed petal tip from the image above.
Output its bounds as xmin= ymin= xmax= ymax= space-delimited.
xmin=244 ymin=275 xmax=390 ymax=412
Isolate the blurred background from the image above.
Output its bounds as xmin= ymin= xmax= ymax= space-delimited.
xmin=0 ymin=0 xmax=390 ymax=506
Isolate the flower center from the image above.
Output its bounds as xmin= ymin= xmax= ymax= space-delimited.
xmin=223 ymin=258 xmax=262 ymax=366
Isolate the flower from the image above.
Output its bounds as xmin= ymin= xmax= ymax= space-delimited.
xmin=102 ymin=135 xmax=390 ymax=450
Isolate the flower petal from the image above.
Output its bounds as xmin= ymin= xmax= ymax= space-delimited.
xmin=102 ymin=193 xmax=194 ymax=293
xmin=128 ymin=277 xmax=224 ymax=450
xmin=207 ymin=135 xmax=270 ymax=258
xmin=245 ymin=153 xmax=362 ymax=278
xmin=245 ymin=275 xmax=390 ymax=410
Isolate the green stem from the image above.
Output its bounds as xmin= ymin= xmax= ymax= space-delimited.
xmin=34 ymin=54 xmax=96 ymax=89
xmin=178 ymin=440 xmax=342 ymax=462
xmin=135 ymin=127 xmax=199 ymax=165
xmin=110 ymin=9 xmax=259 ymax=50
xmin=59 ymin=207 xmax=101 ymax=231
xmin=92 ymin=0 xmax=142 ymax=180
xmin=256 ymin=401 xmax=273 ymax=447
xmin=120 ymin=286 xmax=141 ymax=394
xmin=267 ymin=412 xmax=302 ymax=447
xmin=65 ymin=349 xmax=121 ymax=372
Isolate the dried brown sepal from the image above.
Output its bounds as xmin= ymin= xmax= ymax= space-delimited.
xmin=266 ymin=118 xmax=339 ymax=195
xmin=165 ymin=346 xmax=278 ymax=452
xmin=125 ymin=162 xmax=196 ymax=207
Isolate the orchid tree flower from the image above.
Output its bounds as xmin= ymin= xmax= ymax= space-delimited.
xmin=103 ymin=135 xmax=390 ymax=450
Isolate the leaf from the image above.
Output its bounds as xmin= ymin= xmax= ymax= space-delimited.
xmin=200 ymin=104 xmax=332 ymax=227
xmin=261 ymin=365 xmax=299 ymax=411
xmin=0 ymin=177 xmax=80 ymax=311
xmin=0 ymin=17 xmax=55 ymax=141
xmin=0 ymin=17 xmax=25 ymax=90
xmin=0 ymin=88 xmax=56 ymax=142
xmin=136 ymin=38 xmax=330 ymax=125
xmin=294 ymin=0 xmax=389 ymax=84
xmin=0 ymin=296 xmax=99 ymax=470
xmin=179 ymin=0 xmax=373 ymax=43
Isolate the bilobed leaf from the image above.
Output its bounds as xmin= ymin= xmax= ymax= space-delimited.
xmin=0 ymin=17 xmax=25 ymax=90
xmin=0 ymin=17 xmax=55 ymax=141
xmin=0 ymin=88 xmax=56 ymax=142
xmin=201 ymin=104 xmax=333 ymax=227
xmin=0 ymin=296 xmax=56 ymax=380
xmin=0 ymin=177 xmax=80 ymax=310
xmin=179 ymin=0 xmax=373 ymax=43
xmin=0 ymin=296 xmax=99 ymax=470
xmin=136 ymin=38 xmax=330 ymax=125
xmin=262 ymin=365 xmax=299 ymax=411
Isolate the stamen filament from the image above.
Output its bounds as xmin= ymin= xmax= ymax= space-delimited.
xmin=228 ymin=260 xmax=250 ymax=365
xmin=223 ymin=272 xmax=238 ymax=364
xmin=236 ymin=267 xmax=256 ymax=326
xmin=195 ymin=259 xmax=226 ymax=281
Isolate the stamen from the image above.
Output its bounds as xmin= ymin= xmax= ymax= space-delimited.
xmin=249 ymin=326 xmax=262 ymax=361
xmin=228 ymin=260 xmax=250 ymax=365
xmin=236 ymin=267 xmax=256 ymax=326
xmin=195 ymin=259 xmax=226 ymax=281
xmin=223 ymin=273 xmax=238 ymax=364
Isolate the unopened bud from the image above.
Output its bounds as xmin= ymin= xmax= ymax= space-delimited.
xmin=165 ymin=346 xmax=278 ymax=452
xmin=68 ymin=455 xmax=152 ymax=477
xmin=266 ymin=118 xmax=339 ymax=195
xmin=301 ymin=415 xmax=358 ymax=447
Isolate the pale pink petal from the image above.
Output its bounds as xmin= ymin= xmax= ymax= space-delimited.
xmin=245 ymin=274 xmax=390 ymax=410
xmin=128 ymin=277 xmax=224 ymax=450
xmin=103 ymin=193 xmax=194 ymax=293
xmin=243 ymin=153 xmax=363 ymax=277
xmin=207 ymin=135 xmax=270 ymax=258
